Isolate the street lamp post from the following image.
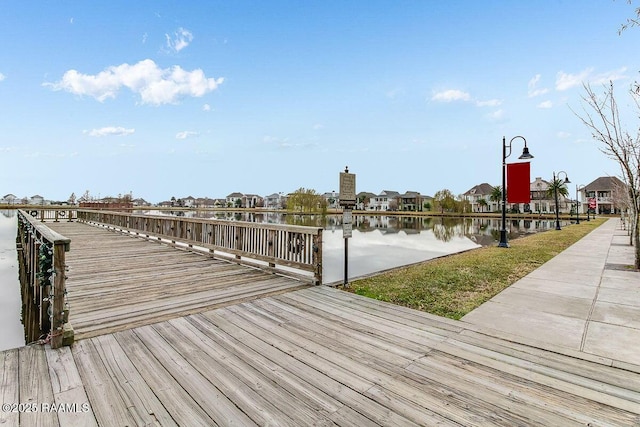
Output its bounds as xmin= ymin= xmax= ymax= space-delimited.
xmin=499 ymin=136 xmax=534 ymax=248
xmin=553 ymin=171 xmax=570 ymax=230
xmin=575 ymin=185 xmax=580 ymax=224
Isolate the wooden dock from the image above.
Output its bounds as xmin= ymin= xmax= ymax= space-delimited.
xmin=2 ymin=219 xmax=640 ymax=425
xmin=44 ymin=221 xmax=310 ymax=340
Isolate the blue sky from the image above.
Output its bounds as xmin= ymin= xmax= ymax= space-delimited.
xmin=1 ymin=1 xmax=638 ymax=203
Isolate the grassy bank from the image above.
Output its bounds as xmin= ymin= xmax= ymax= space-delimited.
xmin=348 ymin=218 xmax=606 ymax=320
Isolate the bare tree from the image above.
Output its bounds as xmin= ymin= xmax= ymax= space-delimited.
xmin=619 ymin=1 xmax=640 ymax=34
xmin=575 ymin=82 xmax=640 ymax=268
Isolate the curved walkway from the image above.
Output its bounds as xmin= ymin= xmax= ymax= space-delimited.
xmin=462 ymin=218 xmax=640 ymax=369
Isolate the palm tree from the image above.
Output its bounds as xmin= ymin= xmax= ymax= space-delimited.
xmin=546 ymin=179 xmax=570 ymax=211
xmin=489 ymin=186 xmax=502 ymax=212
xmin=477 ymin=198 xmax=488 ymax=212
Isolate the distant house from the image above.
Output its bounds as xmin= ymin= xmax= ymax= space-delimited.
xmin=243 ymin=194 xmax=263 ymax=208
xmin=132 ymin=198 xmax=151 ymax=207
xmin=581 ymin=176 xmax=627 ymax=214
xmin=30 ymin=195 xmax=45 ymax=205
xmin=194 ymin=197 xmax=216 ymax=208
xmin=181 ymin=196 xmax=196 ymax=208
xmin=264 ymin=193 xmax=285 ymax=209
xmin=463 ymin=183 xmax=495 ymax=212
xmin=369 ymin=190 xmax=400 ymax=211
xmin=1 ymin=194 xmax=19 ymax=205
xmin=398 ymin=191 xmax=423 ymax=211
xmin=356 ymin=192 xmax=376 ymax=210
xmin=225 ymin=192 xmax=245 ymax=208
xmin=322 ymin=191 xmax=340 ymax=209
xmin=530 ymin=177 xmax=571 ymax=214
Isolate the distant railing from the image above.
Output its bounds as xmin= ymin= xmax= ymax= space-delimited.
xmin=77 ymin=210 xmax=324 ymax=285
xmin=16 ymin=210 xmax=72 ymax=348
xmin=24 ymin=208 xmax=77 ymax=222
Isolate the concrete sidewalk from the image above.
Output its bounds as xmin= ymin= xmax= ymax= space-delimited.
xmin=462 ymin=218 xmax=640 ymax=368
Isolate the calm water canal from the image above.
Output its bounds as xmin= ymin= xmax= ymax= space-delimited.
xmin=0 ymin=211 xmax=25 ymax=351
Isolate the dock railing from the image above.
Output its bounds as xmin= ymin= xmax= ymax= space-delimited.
xmin=77 ymin=210 xmax=324 ymax=285
xmin=16 ymin=210 xmax=72 ymax=349
xmin=23 ymin=208 xmax=77 ymax=222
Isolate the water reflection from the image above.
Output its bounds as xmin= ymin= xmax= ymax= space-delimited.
xmin=138 ymin=210 xmax=567 ymax=246
xmin=0 ymin=210 xmax=25 ymax=351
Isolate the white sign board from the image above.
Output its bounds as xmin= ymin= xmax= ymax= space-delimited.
xmin=343 ymin=222 xmax=352 ymax=238
xmin=343 ymin=210 xmax=352 ymax=224
xmin=339 ymin=172 xmax=356 ymax=206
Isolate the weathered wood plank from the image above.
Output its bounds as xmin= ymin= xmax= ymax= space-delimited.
xmin=132 ymin=324 xmax=256 ymax=426
xmin=114 ymin=329 xmax=217 ymax=426
xmin=409 ymin=351 xmax=638 ymax=426
xmin=71 ymin=340 xmax=136 ymax=426
xmin=155 ymin=319 xmax=331 ymax=427
xmin=455 ymin=329 xmax=640 ymax=394
xmin=184 ymin=314 xmax=344 ymax=415
xmin=225 ymin=301 xmax=532 ymax=426
xmin=44 ymin=346 xmax=96 ymax=427
xmin=0 ymin=348 xmax=19 ymax=426
xmin=91 ymin=335 xmax=178 ymax=426
xmin=432 ymin=338 xmax=640 ymax=415
xmin=18 ymin=346 xmax=58 ymax=427
xmin=199 ymin=309 xmax=423 ymax=426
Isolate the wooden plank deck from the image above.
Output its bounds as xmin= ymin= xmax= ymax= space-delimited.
xmin=46 ymin=221 xmax=310 ymax=340
xmin=2 ymin=286 xmax=640 ymax=426
xmin=3 ymin=221 xmax=640 ymax=425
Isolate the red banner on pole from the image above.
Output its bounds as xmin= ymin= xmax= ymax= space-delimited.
xmin=507 ymin=162 xmax=531 ymax=203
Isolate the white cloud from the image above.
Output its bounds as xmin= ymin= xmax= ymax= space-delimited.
xmin=45 ymin=59 xmax=224 ymax=105
xmin=557 ymin=131 xmax=571 ymax=139
xmin=176 ymin=130 xmax=199 ymax=139
xmin=202 ymin=103 xmax=211 ymax=111
xmin=166 ymin=27 xmax=193 ymax=52
xmin=263 ymin=135 xmax=316 ymax=149
xmin=475 ymin=99 xmax=502 ymax=107
xmin=537 ymin=100 xmax=553 ymax=109
xmin=431 ymin=89 xmax=471 ymax=102
xmin=0 ymin=73 xmax=5 ymax=81
xmin=486 ymin=109 xmax=505 ymax=121
xmin=528 ymin=74 xmax=549 ymax=97
xmin=142 ymin=33 xmax=148 ymax=44
xmin=85 ymin=126 xmax=135 ymax=137
xmin=554 ymin=67 xmax=626 ymax=91
xmin=386 ymin=88 xmax=405 ymax=99
xmin=312 ymin=123 xmax=324 ymax=130
xmin=556 ymin=68 xmax=593 ymax=91
xmin=590 ymin=67 xmax=628 ymax=85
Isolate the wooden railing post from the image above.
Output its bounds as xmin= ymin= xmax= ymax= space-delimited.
xmin=313 ymin=229 xmax=323 ymax=285
xmin=50 ymin=241 xmax=67 ymax=349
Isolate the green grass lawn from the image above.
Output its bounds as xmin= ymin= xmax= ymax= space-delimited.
xmin=348 ymin=218 xmax=607 ymax=320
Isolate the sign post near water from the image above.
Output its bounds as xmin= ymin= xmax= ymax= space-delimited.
xmin=339 ymin=167 xmax=356 ymax=287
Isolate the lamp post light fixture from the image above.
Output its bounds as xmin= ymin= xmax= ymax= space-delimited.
xmin=553 ymin=171 xmax=570 ymax=230
xmin=575 ymin=185 xmax=580 ymax=225
xmin=499 ymin=136 xmax=534 ymax=248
